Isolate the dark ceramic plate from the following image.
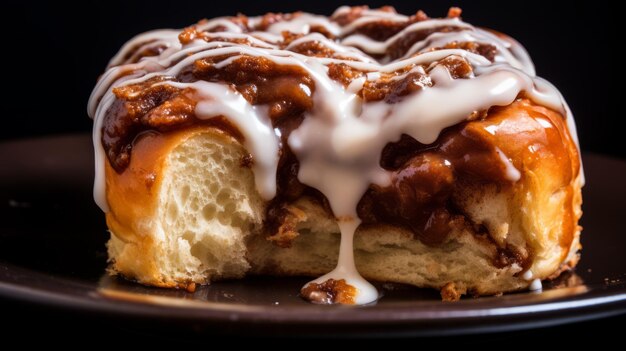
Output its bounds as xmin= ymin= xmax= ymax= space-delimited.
xmin=0 ymin=134 xmax=625 ymax=337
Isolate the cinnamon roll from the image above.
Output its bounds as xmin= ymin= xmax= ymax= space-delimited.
xmin=89 ymin=6 xmax=582 ymax=304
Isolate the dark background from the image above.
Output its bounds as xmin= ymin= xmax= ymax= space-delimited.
xmin=1 ymin=0 xmax=623 ymax=344
xmin=1 ymin=0 xmax=621 ymax=157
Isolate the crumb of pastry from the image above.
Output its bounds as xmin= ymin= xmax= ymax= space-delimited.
xmin=441 ymin=282 xmax=464 ymax=302
xmin=301 ymin=279 xmax=357 ymax=304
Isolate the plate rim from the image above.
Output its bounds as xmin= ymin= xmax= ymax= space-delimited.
xmin=1 ymin=262 xmax=625 ymax=336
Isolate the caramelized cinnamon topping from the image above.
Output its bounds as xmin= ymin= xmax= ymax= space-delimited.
xmin=300 ymin=279 xmax=358 ymax=304
xmin=441 ymin=282 xmax=464 ymax=302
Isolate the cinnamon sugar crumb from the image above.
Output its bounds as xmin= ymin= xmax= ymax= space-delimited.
xmin=441 ymin=282 xmax=463 ymax=302
xmin=301 ymin=279 xmax=357 ymax=304
xmin=447 ymin=7 xmax=462 ymax=18
xmin=414 ymin=10 xmax=429 ymax=22
xmin=266 ymin=205 xmax=307 ymax=248
xmin=240 ymin=154 xmax=254 ymax=168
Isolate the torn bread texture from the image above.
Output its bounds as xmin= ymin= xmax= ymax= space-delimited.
xmin=104 ymin=124 xmax=582 ymax=297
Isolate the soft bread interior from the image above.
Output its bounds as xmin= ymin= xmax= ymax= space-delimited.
xmin=247 ymin=197 xmax=528 ymax=295
xmin=106 ymin=129 xmax=264 ymax=287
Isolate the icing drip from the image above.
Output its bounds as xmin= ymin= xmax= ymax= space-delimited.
xmin=88 ymin=7 xmax=582 ymax=304
xmin=306 ymin=219 xmax=378 ymax=304
xmin=529 ymin=279 xmax=543 ymax=291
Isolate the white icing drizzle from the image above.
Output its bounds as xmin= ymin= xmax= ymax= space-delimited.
xmin=249 ymin=31 xmax=283 ymax=43
xmin=496 ymin=147 xmax=521 ymax=182
xmin=332 ymin=5 xmax=409 ymax=21
xmin=88 ymin=7 xmax=583 ymax=304
xmin=400 ymin=29 xmax=534 ymax=75
xmin=522 ymin=269 xmax=533 ymax=280
xmin=107 ymin=29 xmax=181 ymax=68
xmin=196 ymin=18 xmax=245 ymax=33
xmin=308 ymin=219 xmax=379 ymax=304
xmin=523 ymin=270 xmax=543 ymax=291
xmin=342 ymin=18 xmax=471 ymax=56
xmin=529 ymin=278 xmax=543 ymax=291
xmin=201 ymin=32 xmax=279 ymax=49
xmin=338 ymin=12 xmax=407 ymax=35
xmin=522 ymin=270 xmax=534 ymax=281
xmin=285 ymin=33 xmax=376 ymax=63
xmin=267 ymin=13 xmax=341 ymax=36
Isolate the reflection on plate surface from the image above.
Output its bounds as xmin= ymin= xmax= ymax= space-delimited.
xmin=0 ymin=134 xmax=624 ymax=336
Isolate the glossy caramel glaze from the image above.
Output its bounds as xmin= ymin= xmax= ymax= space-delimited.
xmin=358 ymin=99 xmax=579 ymax=247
